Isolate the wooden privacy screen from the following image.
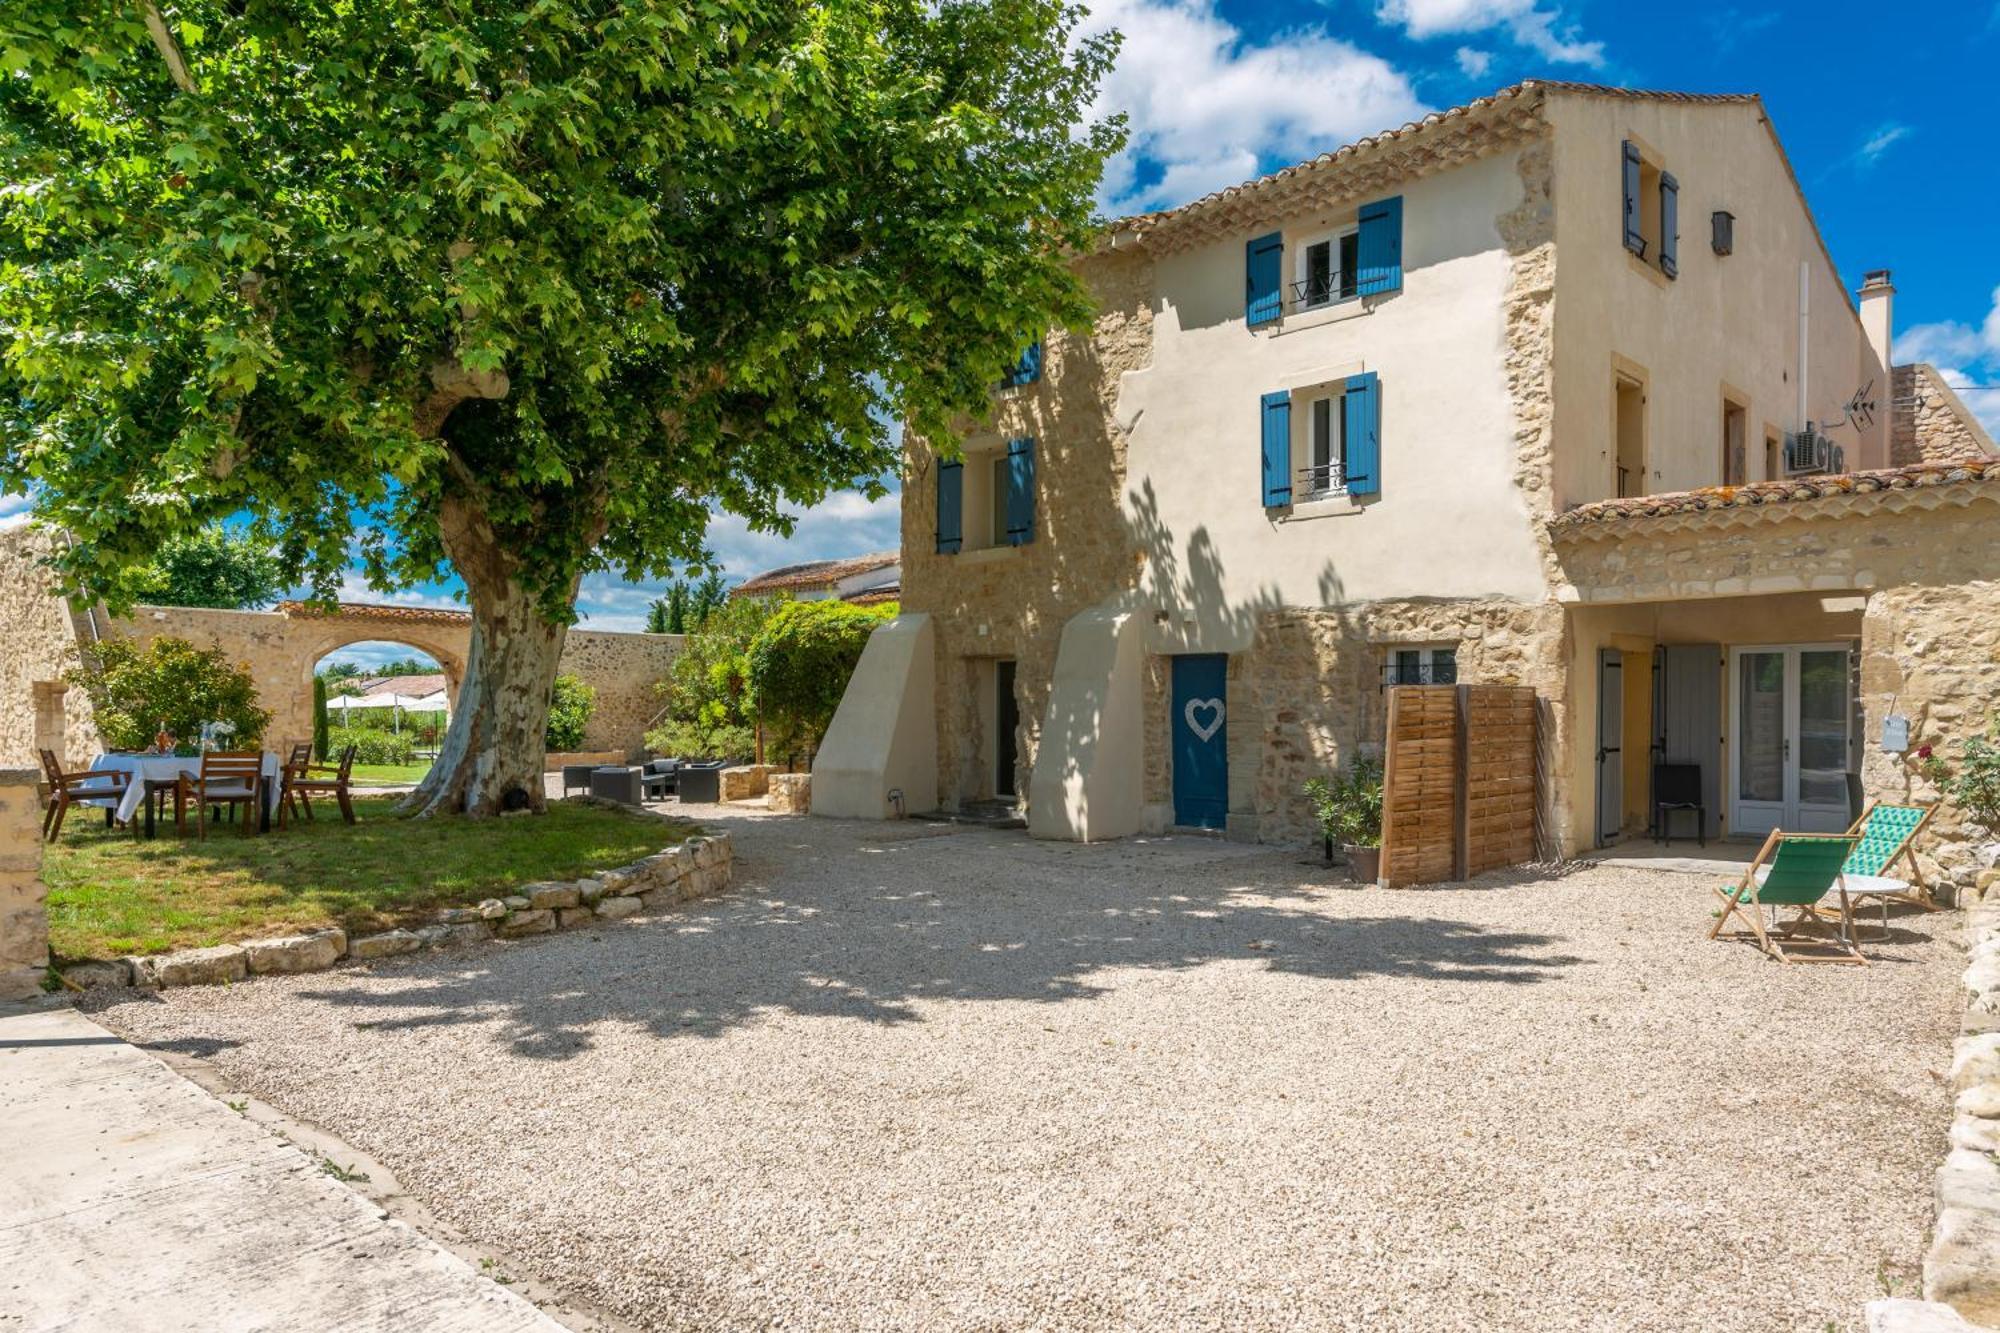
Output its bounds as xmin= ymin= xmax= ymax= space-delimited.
xmin=1380 ymin=684 xmax=1539 ymax=887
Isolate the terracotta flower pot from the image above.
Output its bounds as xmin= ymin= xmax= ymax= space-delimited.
xmin=1344 ymin=845 xmax=1381 ymax=884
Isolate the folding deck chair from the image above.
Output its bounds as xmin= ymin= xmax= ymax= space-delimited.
xmin=1708 ymin=829 xmax=1865 ymax=965
xmin=1834 ymin=802 xmax=1939 ymax=938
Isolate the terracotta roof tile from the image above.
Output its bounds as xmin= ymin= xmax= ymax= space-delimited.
xmin=277 ymin=600 xmax=472 ymax=626
xmin=731 ymin=552 xmax=898 ymax=597
xmin=1549 ymin=459 xmax=2000 ymax=533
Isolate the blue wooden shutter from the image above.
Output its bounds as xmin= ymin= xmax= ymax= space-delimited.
xmin=1260 ymin=391 xmax=1292 ymax=507
xmin=1355 ymin=196 xmax=1403 ymax=296
xmin=1658 ymin=172 xmax=1679 ymax=279
xmin=935 ymin=460 xmax=963 ymax=554
xmin=1003 ymin=339 xmax=1042 ymax=388
xmin=1245 ymin=232 xmax=1283 ymax=327
xmin=1005 ymin=436 xmax=1036 ymax=545
xmin=1343 ymin=372 xmax=1380 ymax=497
xmin=1622 ymin=141 xmax=1644 ymax=256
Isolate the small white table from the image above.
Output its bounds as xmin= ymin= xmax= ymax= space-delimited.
xmin=92 ymin=752 xmax=283 ymax=833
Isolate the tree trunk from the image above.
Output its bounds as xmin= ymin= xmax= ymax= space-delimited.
xmin=400 ymin=492 xmax=579 ymax=818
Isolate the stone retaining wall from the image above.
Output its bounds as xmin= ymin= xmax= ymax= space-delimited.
xmin=768 ymin=773 xmax=810 ymax=814
xmin=59 ymin=830 xmax=735 ymax=992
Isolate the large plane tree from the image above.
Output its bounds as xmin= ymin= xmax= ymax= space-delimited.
xmin=2 ymin=0 xmax=1121 ymax=814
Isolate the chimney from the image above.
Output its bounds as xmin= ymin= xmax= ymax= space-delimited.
xmin=1859 ymin=269 xmax=1895 ymax=373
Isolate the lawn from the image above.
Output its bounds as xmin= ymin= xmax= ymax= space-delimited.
xmin=349 ymin=762 xmax=432 ymax=786
xmin=44 ymin=797 xmax=696 ymax=959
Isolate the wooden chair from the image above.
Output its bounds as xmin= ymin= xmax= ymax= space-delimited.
xmin=280 ymin=744 xmax=358 ymax=827
xmin=1652 ymin=762 xmax=1705 ymax=847
xmin=175 ymin=751 xmax=266 ymax=839
xmin=277 ymin=741 xmax=313 ymax=825
xmin=37 ymin=749 xmax=131 ymax=842
xmin=1708 ymin=830 xmax=1865 ymax=965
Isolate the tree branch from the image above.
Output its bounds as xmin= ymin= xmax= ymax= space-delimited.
xmin=140 ymin=2 xmax=195 ymax=93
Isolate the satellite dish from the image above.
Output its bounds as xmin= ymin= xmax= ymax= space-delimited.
xmin=1843 ymin=379 xmax=1877 ymax=431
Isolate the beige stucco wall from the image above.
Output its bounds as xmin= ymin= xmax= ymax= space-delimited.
xmin=1545 ymin=95 xmax=1889 ymax=505
xmin=812 ymin=612 xmax=938 ymax=819
xmin=1119 ymin=144 xmax=1549 ymax=647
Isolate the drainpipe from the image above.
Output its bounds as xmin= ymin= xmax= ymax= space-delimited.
xmin=1797 ymin=261 xmax=1811 ymax=429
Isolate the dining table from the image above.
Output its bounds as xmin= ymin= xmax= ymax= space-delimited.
xmin=91 ymin=751 xmax=284 ymax=836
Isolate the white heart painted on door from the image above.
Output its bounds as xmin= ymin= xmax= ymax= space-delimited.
xmin=1184 ymin=697 xmax=1225 ymax=743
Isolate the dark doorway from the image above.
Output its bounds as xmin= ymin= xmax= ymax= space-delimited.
xmin=995 ymin=660 xmax=1018 ymax=799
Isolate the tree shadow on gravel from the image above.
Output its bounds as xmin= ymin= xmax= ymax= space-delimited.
xmin=249 ymin=822 xmax=1585 ymax=1060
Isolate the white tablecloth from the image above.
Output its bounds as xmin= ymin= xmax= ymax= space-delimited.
xmin=92 ymin=752 xmax=282 ymax=826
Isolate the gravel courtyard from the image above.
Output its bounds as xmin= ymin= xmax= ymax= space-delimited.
xmin=88 ymin=810 xmax=1961 ymax=1332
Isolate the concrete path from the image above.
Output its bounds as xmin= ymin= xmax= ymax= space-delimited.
xmin=0 ymin=1005 xmax=567 ymax=1333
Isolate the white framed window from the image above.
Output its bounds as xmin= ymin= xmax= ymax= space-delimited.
xmin=1385 ymin=645 xmax=1457 ymax=687
xmin=1294 ymin=226 xmax=1359 ymax=311
xmin=1302 ymin=391 xmax=1349 ymax=497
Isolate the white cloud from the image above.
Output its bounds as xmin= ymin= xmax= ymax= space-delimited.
xmin=1857 ymin=123 xmax=1912 ymax=167
xmin=1376 ymin=0 xmax=1604 ymax=66
xmin=572 ymin=484 xmax=903 ymax=631
xmin=0 ymin=493 xmax=32 ymax=531
xmin=1080 ymin=0 xmax=1429 ymax=214
xmin=1454 ymin=46 xmax=1493 ymax=78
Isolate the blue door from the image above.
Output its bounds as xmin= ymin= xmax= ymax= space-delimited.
xmin=1171 ymin=654 xmax=1229 ymax=829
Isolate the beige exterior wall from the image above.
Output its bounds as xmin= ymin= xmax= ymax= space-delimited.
xmin=1544 ymin=95 xmax=1889 ymax=505
xmin=1122 ymin=143 xmax=1548 ymax=639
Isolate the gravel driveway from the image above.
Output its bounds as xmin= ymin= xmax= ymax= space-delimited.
xmin=88 ymin=810 xmax=1961 ymax=1332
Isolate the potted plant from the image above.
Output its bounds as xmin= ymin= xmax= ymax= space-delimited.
xmin=1303 ymin=754 xmax=1384 ymax=883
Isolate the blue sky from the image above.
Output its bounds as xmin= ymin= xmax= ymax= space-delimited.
xmin=16 ymin=0 xmax=2000 ymax=667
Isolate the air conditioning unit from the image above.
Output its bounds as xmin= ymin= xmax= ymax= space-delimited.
xmin=1784 ymin=424 xmax=1841 ymax=476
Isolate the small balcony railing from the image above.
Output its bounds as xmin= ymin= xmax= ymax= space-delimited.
xmin=1288 ymin=277 xmax=1358 ymax=314
xmin=1297 ymin=461 xmax=1348 ymax=499
xmin=1381 ymin=661 xmax=1459 ymax=688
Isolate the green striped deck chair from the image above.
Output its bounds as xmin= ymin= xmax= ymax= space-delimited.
xmin=1708 ymin=829 xmax=1865 ymax=965
xmin=1835 ymin=803 xmax=1938 ymax=936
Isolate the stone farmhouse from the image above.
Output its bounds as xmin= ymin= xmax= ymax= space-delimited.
xmin=814 ymin=79 xmax=2000 ymax=878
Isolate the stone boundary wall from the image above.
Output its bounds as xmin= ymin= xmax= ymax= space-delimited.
xmin=1893 ymin=364 xmax=1999 ymax=468
xmin=0 ymin=529 xmax=101 ymax=768
xmin=0 ymin=767 xmax=48 ymax=1001
xmin=1908 ymin=895 xmax=2000 ymax=1327
xmin=59 ymin=829 xmax=735 ymax=992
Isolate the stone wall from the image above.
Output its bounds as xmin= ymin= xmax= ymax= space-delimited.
xmin=900 ymin=244 xmax=1155 ymax=811
xmin=1211 ymin=598 xmax=1564 ymax=847
xmin=0 ymin=529 xmax=101 ymax=768
xmin=0 ymin=767 xmax=47 ymax=1000
xmin=1894 ymin=364 xmax=1998 ymax=467
xmin=558 ymin=627 xmax=682 ymax=754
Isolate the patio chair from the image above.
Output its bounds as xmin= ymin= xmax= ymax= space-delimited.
xmin=279 ymin=744 xmax=358 ymax=827
xmin=1834 ymin=802 xmax=1940 ymax=937
xmin=1652 ymin=762 xmax=1705 ymax=847
xmin=277 ymin=741 xmax=314 ymax=825
xmin=37 ymin=749 xmax=132 ymax=842
xmin=641 ymin=758 xmax=680 ymax=801
xmin=174 ymin=751 xmax=266 ymax=839
xmin=1708 ymin=829 xmax=1865 ymax=965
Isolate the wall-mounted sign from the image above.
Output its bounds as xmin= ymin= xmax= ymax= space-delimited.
xmin=1881 ymin=714 xmax=1911 ymax=753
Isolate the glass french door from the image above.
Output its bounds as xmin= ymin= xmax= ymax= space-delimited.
xmin=1728 ymin=644 xmax=1852 ymax=836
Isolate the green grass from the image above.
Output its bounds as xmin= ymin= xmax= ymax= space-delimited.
xmin=348 ymin=762 xmax=433 ymax=787
xmin=44 ymin=797 xmax=696 ymax=960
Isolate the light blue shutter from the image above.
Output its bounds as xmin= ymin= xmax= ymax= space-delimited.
xmin=1005 ymin=436 xmax=1036 ymax=545
xmin=1343 ymin=372 xmax=1380 ymax=497
xmin=1622 ymin=141 xmax=1644 ymax=256
xmin=1245 ymin=232 xmax=1283 ymax=327
xmin=1003 ymin=339 xmax=1042 ymax=387
xmin=1355 ymin=196 xmax=1403 ymax=296
xmin=1260 ymin=391 xmax=1292 ymax=507
xmin=935 ymin=460 xmax=963 ymax=554
xmin=1659 ymin=172 xmax=1679 ymax=278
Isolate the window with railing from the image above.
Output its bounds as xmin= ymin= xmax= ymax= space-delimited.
xmin=1383 ymin=646 xmax=1458 ymax=688
xmin=1292 ymin=227 xmax=1359 ymax=313
xmin=1300 ymin=393 xmax=1348 ymax=498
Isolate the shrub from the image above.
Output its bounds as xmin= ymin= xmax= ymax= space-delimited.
xmin=545 ymin=674 xmax=596 ymax=751
xmin=747 ymin=599 xmax=898 ymax=758
xmin=645 ymin=595 xmax=781 ymax=761
xmin=1303 ymin=754 xmax=1384 ymax=852
xmin=325 ymin=728 xmax=417 ymax=766
xmin=68 ymin=637 xmax=270 ymax=752
xmin=1939 ymin=719 xmax=2000 ymax=834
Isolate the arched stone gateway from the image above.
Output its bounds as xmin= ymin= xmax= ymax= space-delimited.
xmin=104 ymin=601 xmax=677 ymax=760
